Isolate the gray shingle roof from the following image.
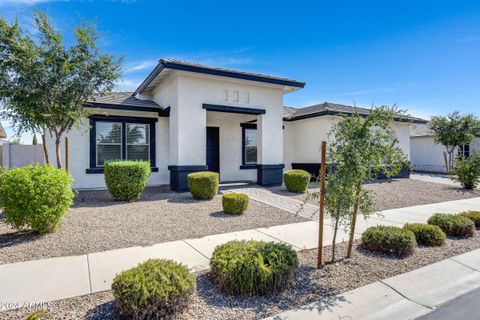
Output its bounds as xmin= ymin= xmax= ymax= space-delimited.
xmin=87 ymin=91 xmax=161 ymax=109
xmin=283 ymin=102 xmax=427 ymax=124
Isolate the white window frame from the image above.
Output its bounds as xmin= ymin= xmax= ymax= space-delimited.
xmin=126 ymin=123 xmax=150 ymax=161
xmin=96 ymin=121 xmax=122 ymax=167
xmin=244 ymin=127 xmax=257 ymax=165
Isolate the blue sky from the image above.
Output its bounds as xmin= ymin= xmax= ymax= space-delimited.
xmin=2 ymin=0 xmax=480 ymax=142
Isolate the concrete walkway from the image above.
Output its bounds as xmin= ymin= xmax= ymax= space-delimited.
xmin=229 ymin=186 xmax=319 ymax=219
xmin=266 ymin=248 xmax=480 ymax=320
xmin=1 ymin=197 xmax=480 ymax=311
xmin=411 ymin=173 xmax=460 ymax=187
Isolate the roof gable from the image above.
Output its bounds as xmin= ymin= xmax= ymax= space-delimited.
xmin=134 ymin=59 xmax=305 ymax=95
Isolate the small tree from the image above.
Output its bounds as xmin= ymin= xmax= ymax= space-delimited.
xmin=306 ymin=106 xmax=409 ymax=262
xmin=32 ymin=135 xmax=37 ymax=145
xmin=429 ymin=112 xmax=480 ymax=172
xmin=0 ymin=11 xmax=122 ymax=168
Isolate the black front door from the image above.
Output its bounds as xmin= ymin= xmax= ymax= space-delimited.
xmin=206 ymin=127 xmax=220 ymax=173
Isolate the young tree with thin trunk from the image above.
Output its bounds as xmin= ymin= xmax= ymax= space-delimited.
xmin=306 ymin=106 xmax=408 ymax=262
xmin=0 ymin=11 xmax=122 ymax=168
xmin=429 ymin=112 xmax=480 ymax=173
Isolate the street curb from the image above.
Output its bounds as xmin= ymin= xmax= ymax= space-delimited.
xmin=265 ymin=248 xmax=480 ymax=320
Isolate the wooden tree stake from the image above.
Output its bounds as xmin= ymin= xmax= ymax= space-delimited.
xmin=65 ymin=137 xmax=69 ymax=174
xmin=317 ymin=141 xmax=327 ymax=268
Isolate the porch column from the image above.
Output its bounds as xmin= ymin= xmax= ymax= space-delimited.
xmin=256 ymin=113 xmax=284 ymax=186
xmin=168 ymin=97 xmax=208 ymax=192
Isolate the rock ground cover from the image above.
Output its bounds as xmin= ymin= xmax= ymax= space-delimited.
xmin=0 ymin=188 xmax=306 ymax=264
xmin=269 ymin=178 xmax=480 ymax=210
xmin=4 ymin=232 xmax=480 ymax=320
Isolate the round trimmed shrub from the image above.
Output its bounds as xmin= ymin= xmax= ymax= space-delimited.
xmin=187 ymin=171 xmax=219 ymax=200
xmin=361 ymin=226 xmax=416 ymax=257
xmin=112 ymin=259 xmax=195 ymax=320
xmin=210 ymin=240 xmax=298 ymax=296
xmin=283 ymin=170 xmax=311 ymax=193
xmin=104 ymin=160 xmax=151 ymax=201
xmin=0 ymin=164 xmax=74 ymax=234
xmin=403 ymin=223 xmax=446 ymax=246
xmin=427 ymin=213 xmax=475 ymax=238
xmin=458 ymin=211 xmax=480 ymax=229
xmin=222 ymin=193 xmax=249 ymax=214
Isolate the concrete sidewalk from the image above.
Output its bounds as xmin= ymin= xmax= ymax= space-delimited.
xmin=266 ymin=248 xmax=480 ymax=320
xmin=0 ymin=197 xmax=480 ymax=311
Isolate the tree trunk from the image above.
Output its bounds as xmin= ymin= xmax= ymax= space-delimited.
xmin=41 ymin=133 xmax=50 ymax=165
xmin=55 ymin=136 xmax=63 ymax=169
xmin=346 ymin=187 xmax=361 ymax=259
xmin=331 ymin=212 xmax=340 ymax=263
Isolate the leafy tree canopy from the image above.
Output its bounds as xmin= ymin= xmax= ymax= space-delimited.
xmin=0 ymin=11 xmax=122 ymax=167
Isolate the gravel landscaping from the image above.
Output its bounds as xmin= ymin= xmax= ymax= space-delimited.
xmin=0 ymin=188 xmax=306 ymax=264
xmin=269 ymin=178 xmax=480 ymax=210
xmin=4 ymin=232 xmax=480 ymax=320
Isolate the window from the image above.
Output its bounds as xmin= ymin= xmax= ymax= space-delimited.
xmin=88 ymin=116 xmax=157 ymax=173
xmin=96 ymin=122 xmax=122 ymax=166
xmin=241 ymin=124 xmax=257 ymax=167
xmin=460 ymin=144 xmax=470 ymax=158
xmin=126 ymin=123 xmax=150 ymax=161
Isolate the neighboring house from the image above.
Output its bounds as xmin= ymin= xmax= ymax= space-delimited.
xmin=46 ymin=59 xmax=426 ymax=190
xmin=410 ymin=123 xmax=480 ymax=173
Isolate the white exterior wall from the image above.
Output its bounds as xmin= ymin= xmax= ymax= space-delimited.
xmin=46 ymin=109 xmax=170 ymax=189
xmin=146 ymin=71 xmax=285 ymax=182
xmin=206 ymin=112 xmax=256 ymax=181
xmin=410 ymin=136 xmax=480 ymax=173
xmin=283 ymin=116 xmax=412 ymax=166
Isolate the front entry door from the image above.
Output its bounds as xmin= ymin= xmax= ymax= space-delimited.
xmin=206 ymin=127 xmax=220 ymax=173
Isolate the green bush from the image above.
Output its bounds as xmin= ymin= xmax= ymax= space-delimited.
xmin=403 ymin=223 xmax=446 ymax=246
xmin=222 ymin=193 xmax=249 ymax=215
xmin=458 ymin=211 xmax=480 ymax=229
xmin=112 ymin=259 xmax=195 ymax=320
xmin=283 ymin=170 xmax=311 ymax=193
xmin=104 ymin=160 xmax=151 ymax=201
xmin=361 ymin=226 xmax=416 ymax=257
xmin=451 ymin=154 xmax=480 ymax=189
xmin=26 ymin=310 xmax=53 ymax=320
xmin=210 ymin=240 xmax=298 ymax=296
xmin=0 ymin=164 xmax=74 ymax=234
xmin=187 ymin=171 xmax=219 ymax=200
xmin=427 ymin=213 xmax=475 ymax=237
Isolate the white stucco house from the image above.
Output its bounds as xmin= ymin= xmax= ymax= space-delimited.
xmin=410 ymin=123 xmax=480 ymax=173
xmin=47 ymin=59 xmax=426 ymax=190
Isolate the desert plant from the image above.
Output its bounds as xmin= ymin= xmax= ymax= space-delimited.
xmin=458 ymin=211 xmax=480 ymax=229
xmin=26 ymin=310 xmax=53 ymax=320
xmin=361 ymin=226 xmax=416 ymax=257
xmin=283 ymin=170 xmax=311 ymax=193
xmin=222 ymin=193 xmax=249 ymax=214
xmin=451 ymin=154 xmax=480 ymax=189
xmin=112 ymin=259 xmax=195 ymax=320
xmin=429 ymin=112 xmax=480 ymax=172
xmin=0 ymin=164 xmax=74 ymax=234
xmin=210 ymin=240 xmax=298 ymax=296
xmin=104 ymin=160 xmax=151 ymax=201
xmin=187 ymin=171 xmax=219 ymax=200
xmin=403 ymin=223 xmax=446 ymax=246
xmin=428 ymin=213 xmax=475 ymax=237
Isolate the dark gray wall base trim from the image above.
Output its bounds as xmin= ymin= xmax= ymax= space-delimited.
xmin=291 ymin=163 xmax=321 ymax=179
xmin=289 ymin=163 xmax=411 ymax=180
xmin=257 ymin=164 xmax=285 ymax=187
xmin=168 ymin=165 xmax=208 ymax=192
xmin=86 ymin=167 xmax=159 ymax=174
xmin=240 ymin=164 xmax=257 ymax=170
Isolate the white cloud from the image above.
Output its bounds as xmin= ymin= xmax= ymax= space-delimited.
xmin=123 ymin=59 xmax=158 ymax=74
xmin=0 ymin=0 xmax=67 ymax=6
